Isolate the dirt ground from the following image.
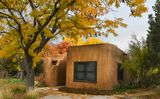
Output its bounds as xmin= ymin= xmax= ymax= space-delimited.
xmin=38 ymin=87 xmax=160 ymax=99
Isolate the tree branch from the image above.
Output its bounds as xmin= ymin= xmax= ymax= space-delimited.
xmin=0 ymin=0 xmax=14 ymax=16
xmin=34 ymin=37 xmax=50 ymax=54
xmin=6 ymin=19 xmax=18 ymax=30
xmin=28 ymin=0 xmax=37 ymax=27
xmin=0 ymin=31 xmax=11 ymax=34
xmin=26 ymin=0 xmax=61 ymax=49
xmin=18 ymin=10 xmax=27 ymax=24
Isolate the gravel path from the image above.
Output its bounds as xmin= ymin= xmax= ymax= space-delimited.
xmin=39 ymin=87 xmax=117 ymax=99
xmin=43 ymin=95 xmax=117 ymax=99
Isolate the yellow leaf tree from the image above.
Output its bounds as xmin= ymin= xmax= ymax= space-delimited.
xmin=83 ymin=37 xmax=104 ymax=45
xmin=0 ymin=0 xmax=147 ymax=91
xmin=63 ymin=36 xmax=104 ymax=45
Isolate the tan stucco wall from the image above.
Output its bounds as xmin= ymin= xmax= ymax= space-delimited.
xmin=66 ymin=44 xmax=125 ymax=90
xmin=42 ymin=53 xmax=66 ymax=86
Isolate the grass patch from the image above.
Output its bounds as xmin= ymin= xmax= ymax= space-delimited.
xmin=0 ymin=78 xmax=26 ymax=98
xmin=26 ymin=89 xmax=39 ymax=99
xmin=12 ymin=85 xmax=26 ymax=94
xmin=0 ymin=89 xmax=13 ymax=99
xmin=0 ymin=79 xmax=8 ymax=86
xmin=7 ymin=78 xmax=25 ymax=84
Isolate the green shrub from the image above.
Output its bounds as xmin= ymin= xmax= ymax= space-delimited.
xmin=113 ymin=86 xmax=127 ymax=93
xmin=113 ymin=85 xmax=139 ymax=94
xmin=12 ymin=86 xmax=26 ymax=94
xmin=34 ymin=60 xmax=44 ymax=76
xmin=7 ymin=79 xmax=25 ymax=84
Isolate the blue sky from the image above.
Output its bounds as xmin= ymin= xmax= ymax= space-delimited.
xmin=100 ymin=0 xmax=156 ymax=51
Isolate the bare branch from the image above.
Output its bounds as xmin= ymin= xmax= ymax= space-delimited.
xmin=6 ymin=19 xmax=18 ymax=30
xmin=0 ymin=31 xmax=11 ymax=34
xmin=18 ymin=10 xmax=27 ymax=24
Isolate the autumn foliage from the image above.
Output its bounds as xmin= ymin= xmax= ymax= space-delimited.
xmin=40 ymin=41 xmax=71 ymax=57
xmin=40 ymin=37 xmax=104 ymax=57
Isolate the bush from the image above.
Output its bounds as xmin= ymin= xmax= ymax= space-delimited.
xmin=113 ymin=84 xmax=144 ymax=94
xmin=113 ymin=85 xmax=127 ymax=93
xmin=34 ymin=60 xmax=44 ymax=76
xmin=26 ymin=89 xmax=39 ymax=99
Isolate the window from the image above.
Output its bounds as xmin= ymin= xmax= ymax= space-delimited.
xmin=118 ymin=63 xmax=124 ymax=81
xmin=74 ymin=61 xmax=97 ymax=83
xmin=52 ymin=60 xmax=57 ymax=65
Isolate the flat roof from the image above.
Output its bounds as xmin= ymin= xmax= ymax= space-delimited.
xmin=69 ymin=43 xmax=124 ymax=53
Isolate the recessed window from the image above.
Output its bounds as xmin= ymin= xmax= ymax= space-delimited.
xmin=52 ymin=60 xmax=57 ymax=65
xmin=118 ymin=63 xmax=124 ymax=82
xmin=74 ymin=61 xmax=97 ymax=83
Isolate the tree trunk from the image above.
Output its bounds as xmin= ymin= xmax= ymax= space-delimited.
xmin=24 ymin=54 xmax=35 ymax=91
xmin=139 ymin=65 xmax=144 ymax=87
xmin=20 ymin=66 xmax=25 ymax=80
xmin=20 ymin=58 xmax=25 ymax=80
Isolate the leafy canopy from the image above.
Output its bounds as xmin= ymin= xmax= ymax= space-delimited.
xmin=0 ymin=0 xmax=147 ymax=66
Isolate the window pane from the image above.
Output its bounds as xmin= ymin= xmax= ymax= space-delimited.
xmin=76 ymin=72 xmax=85 ymax=80
xmin=86 ymin=72 xmax=96 ymax=81
xmin=86 ymin=62 xmax=96 ymax=71
xmin=74 ymin=61 xmax=97 ymax=82
xmin=76 ymin=64 xmax=85 ymax=71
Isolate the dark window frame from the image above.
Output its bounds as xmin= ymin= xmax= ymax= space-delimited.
xmin=52 ymin=60 xmax=57 ymax=65
xmin=74 ymin=61 xmax=97 ymax=83
xmin=117 ymin=63 xmax=124 ymax=82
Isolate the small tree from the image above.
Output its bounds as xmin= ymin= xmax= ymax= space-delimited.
xmin=147 ymin=0 xmax=160 ymax=68
xmin=123 ymin=35 xmax=150 ymax=86
xmin=0 ymin=56 xmax=19 ymax=78
xmin=0 ymin=36 xmax=25 ymax=79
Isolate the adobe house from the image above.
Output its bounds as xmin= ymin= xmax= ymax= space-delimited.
xmin=66 ymin=43 xmax=129 ymax=90
xmin=35 ymin=53 xmax=67 ymax=86
xmin=43 ymin=53 xmax=67 ymax=86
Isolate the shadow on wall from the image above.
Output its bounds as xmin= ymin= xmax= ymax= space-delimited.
xmin=35 ymin=53 xmax=67 ymax=86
